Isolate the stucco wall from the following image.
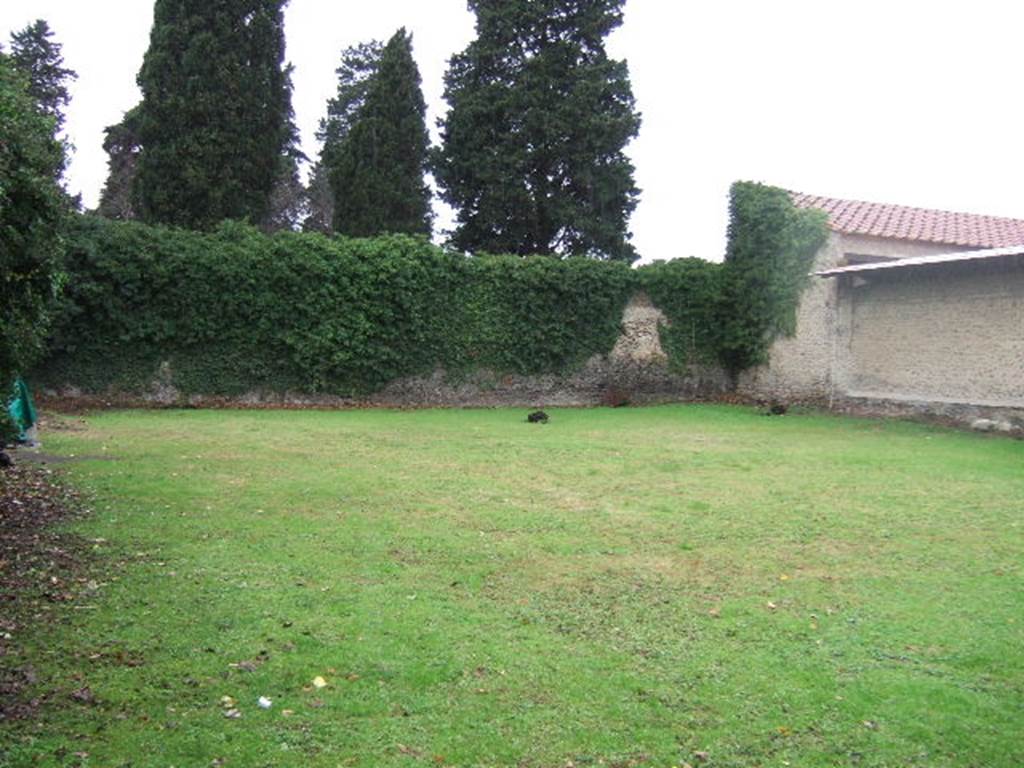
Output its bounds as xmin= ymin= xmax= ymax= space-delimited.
xmin=738 ymin=233 xmax=975 ymax=403
xmin=835 ymin=256 xmax=1024 ymax=407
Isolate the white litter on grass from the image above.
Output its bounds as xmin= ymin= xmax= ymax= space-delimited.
xmin=258 ymin=696 xmax=273 ymax=710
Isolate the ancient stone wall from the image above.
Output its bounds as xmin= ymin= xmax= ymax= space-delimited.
xmin=741 ymin=234 xmax=1024 ymax=431
xmin=738 ymin=233 xmax=975 ymax=404
xmin=835 ymin=256 xmax=1024 ymax=409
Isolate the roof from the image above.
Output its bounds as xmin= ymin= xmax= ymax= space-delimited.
xmin=791 ymin=192 xmax=1024 ymax=249
xmin=814 ymin=245 xmax=1024 ymax=278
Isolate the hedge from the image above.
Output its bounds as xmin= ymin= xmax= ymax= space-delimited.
xmin=32 ymin=182 xmax=827 ymax=397
xmin=36 ymin=217 xmax=636 ymax=396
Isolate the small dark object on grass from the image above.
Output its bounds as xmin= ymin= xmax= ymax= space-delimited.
xmin=0 ymin=451 xmax=12 ymax=469
xmin=527 ymin=411 xmax=549 ymax=424
xmin=763 ymin=402 xmax=788 ymax=416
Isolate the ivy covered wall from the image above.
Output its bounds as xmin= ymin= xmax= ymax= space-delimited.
xmin=33 ymin=183 xmax=827 ymax=402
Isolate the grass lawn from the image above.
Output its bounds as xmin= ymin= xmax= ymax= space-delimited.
xmin=2 ymin=405 xmax=1023 ymax=767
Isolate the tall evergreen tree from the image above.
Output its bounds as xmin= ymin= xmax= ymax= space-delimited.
xmin=305 ymin=40 xmax=383 ymax=233
xmin=8 ymin=19 xmax=76 ymax=134
xmin=0 ymin=55 xmax=65 ymax=397
xmin=134 ymin=0 xmax=295 ymax=229
xmin=328 ymin=30 xmax=432 ymax=237
xmin=96 ymin=106 xmax=141 ymax=220
xmin=434 ymin=0 xmax=641 ymax=261
xmin=259 ymin=64 xmax=308 ymax=232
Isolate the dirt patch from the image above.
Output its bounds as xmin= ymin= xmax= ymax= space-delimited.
xmin=0 ymin=461 xmax=93 ymax=722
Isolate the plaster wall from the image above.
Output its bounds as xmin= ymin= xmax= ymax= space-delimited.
xmin=739 ymin=233 xmax=974 ymax=403
xmin=836 ymin=256 xmax=1024 ymax=407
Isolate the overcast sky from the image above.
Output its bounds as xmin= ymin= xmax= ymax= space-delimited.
xmin=5 ymin=0 xmax=1024 ymax=262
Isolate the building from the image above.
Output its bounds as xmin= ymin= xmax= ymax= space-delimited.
xmin=740 ymin=192 xmax=1024 ymax=427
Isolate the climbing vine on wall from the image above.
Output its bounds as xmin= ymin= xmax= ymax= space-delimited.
xmin=36 ymin=217 xmax=635 ymax=396
xmin=33 ymin=183 xmax=828 ymax=397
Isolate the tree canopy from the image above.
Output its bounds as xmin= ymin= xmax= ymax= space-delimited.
xmin=134 ymin=0 xmax=296 ymax=229
xmin=327 ymin=29 xmax=432 ymax=237
xmin=0 ymin=54 xmax=66 ymax=397
xmin=304 ymin=40 xmax=383 ymax=233
xmin=8 ymin=19 xmax=76 ymax=135
xmin=434 ymin=0 xmax=641 ymax=261
xmin=96 ymin=106 xmax=141 ymax=221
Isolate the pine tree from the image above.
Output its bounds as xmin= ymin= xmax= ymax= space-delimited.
xmin=134 ymin=0 xmax=295 ymax=229
xmin=96 ymin=107 xmax=141 ymax=220
xmin=305 ymin=40 xmax=382 ymax=233
xmin=8 ymin=19 xmax=76 ymax=134
xmin=434 ymin=0 xmax=641 ymax=261
xmin=328 ymin=30 xmax=432 ymax=237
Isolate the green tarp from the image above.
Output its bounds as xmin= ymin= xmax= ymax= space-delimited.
xmin=7 ymin=378 xmax=37 ymax=443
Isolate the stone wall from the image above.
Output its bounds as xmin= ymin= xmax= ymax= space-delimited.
xmin=835 ymin=255 xmax=1024 ymax=408
xmin=738 ymin=232 xmax=975 ymax=405
xmin=44 ymin=293 xmax=731 ymax=409
xmin=741 ymin=233 xmax=1024 ymax=431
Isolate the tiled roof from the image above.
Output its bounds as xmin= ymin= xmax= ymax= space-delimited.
xmin=791 ymin=192 xmax=1024 ymax=249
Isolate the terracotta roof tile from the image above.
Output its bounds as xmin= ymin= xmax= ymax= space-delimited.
xmin=790 ymin=192 xmax=1024 ymax=248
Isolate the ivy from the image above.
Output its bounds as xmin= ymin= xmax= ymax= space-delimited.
xmin=35 ymin=217 xmax=635 ymax=397
xmin=638 ymin=258 xmax=724 ymax=368
xmin=33 ymin=183 xmax=827 ymax=398
xmin=716 ymin=182 xmax=829 ymax=374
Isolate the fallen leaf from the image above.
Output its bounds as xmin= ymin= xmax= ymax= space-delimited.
xmin=312 ymin=675 xmax=328 ymax=689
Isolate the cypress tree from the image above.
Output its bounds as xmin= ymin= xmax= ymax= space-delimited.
xmin=134 ymin=0 xmax=295 ymax=229
xmin=305 ymin=40 xmax=383 ymax=233
xmin=434 ymin=0 xmax=641 ymax=261
xmin=328 ymin=29 xmax=432 ymax=237
xmin=259 ymin=64 xmax=307 ymax=232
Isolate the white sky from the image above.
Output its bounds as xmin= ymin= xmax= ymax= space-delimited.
xmin=4 ymin=0 xmax=1024 ymax=263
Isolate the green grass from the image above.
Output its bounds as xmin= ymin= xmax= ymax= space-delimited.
xmin=3 ymin=405 xmax=1023 ymax=767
